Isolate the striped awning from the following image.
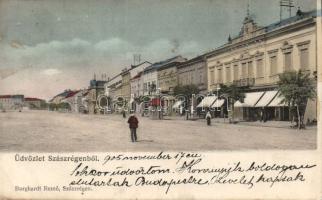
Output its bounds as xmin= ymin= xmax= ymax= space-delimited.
xmin=267 ymin=93 xmax=288 ymax=107
xmin=234 ymin=92 xmax=265 ymax=107
xmin=172 ymin=100 xmax=183 ymax=109
xmin=211 ymin=99 xmax=225 ymax=108
xmin=197 ymin=96 xmax=217 ymax=108
xmin=255 ymin=91 xmax=278 ymax=107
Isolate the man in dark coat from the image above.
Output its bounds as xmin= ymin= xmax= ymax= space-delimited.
xmin=127 ymin=114 xmax=139 ymax=142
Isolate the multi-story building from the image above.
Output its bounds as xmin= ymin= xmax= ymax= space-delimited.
xmin=205 ymin=10 xmax=317 ymax=121
xmin=0 ymin=95 xmax=24 ymax=111
xmin=130 ymin=72 xmax=143 ymax=99
xmin=177 ymin=55 xmax=208 ymax=94
xmin=158 ymin=61 xmax=186 ymax=94
xmin=24 ymin=97 xmax=46 ymax=109
xmin=142 ymin=56 xmax=186 ymax=96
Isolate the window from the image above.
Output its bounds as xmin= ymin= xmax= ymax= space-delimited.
xmin=284 ymin=52 xmax=292 ymax=71
xmin=300 ymin=48 xmax=309 ymax=70
xmin=199 ymin=71 xmax=203 ymax=84
xmin=217 ymin=68 xmax=222 ymax=83
xmin=233 ymin=64 xmax=239 ymax=80
xmin=256 ymin=59 xmax=263 ymax=78
xmin=225 ymin=66 xmax=231 ymax=83
xmin=241 ymin=63 xmax=247 ymax=79
xmin=270 ymin=55 xmax=277 ymax=75
xmin=210 ymin=70 xmax=214 ymax=84
xmin=248 ymin=61 xmax=254 ymax=78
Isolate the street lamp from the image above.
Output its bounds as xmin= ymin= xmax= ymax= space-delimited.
xmin=216 ymin=85 xmax=220 ymax=117
xmin=157 ymin=88 xmax=161 ymax=119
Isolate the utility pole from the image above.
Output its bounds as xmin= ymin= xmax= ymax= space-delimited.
xmin=133 ymin=54 xmax=141 ymax=66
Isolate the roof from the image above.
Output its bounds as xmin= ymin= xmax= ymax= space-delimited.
xmin=0 ymin=95 xmax=24 ymax=99
xmin=207 ymin=10 xmax=316 ymax=57
xmin=131 ymin=71 xmax=143 ymax=80
xmin=157 ymin=61 xmax=183 ymax=71
xmin=0 ymin=95 xmax=12 ymax=99
xmin=177 ymin=55 xmax=206 ymax=69
xmin=65 ymin=90 xmax=81 ymax=98
xmin=144 ymin=55 xmax=185 ymax=73
xmin=25 ymin=97 xmax=44 ymax=101
xmin=52 ymin=90 xmax=72 ymax=99
xmin=265 ymin=10 xmax=316 ymax=32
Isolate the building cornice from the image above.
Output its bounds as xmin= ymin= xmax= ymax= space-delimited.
xmin=205 ymin=17 xmax=315 ymax=59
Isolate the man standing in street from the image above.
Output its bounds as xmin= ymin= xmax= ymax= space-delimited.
xmin=127 ymin=113 xmax=139 ymax=142
xmin=206 ymin=110 xmax=211 ymax=126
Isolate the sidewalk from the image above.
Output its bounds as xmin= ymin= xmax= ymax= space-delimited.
xmin=71 ymin=111 xmax=317 ymax=130
xmin=162 ymin=115 xmax=317 ymax=130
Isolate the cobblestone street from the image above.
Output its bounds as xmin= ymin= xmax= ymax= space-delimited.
xmin=0 ymin=110 xmax=317 ymax=152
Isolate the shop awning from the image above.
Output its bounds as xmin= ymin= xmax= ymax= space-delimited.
xmin=197 ymin=96 xmax=217 ymax=108
xmin=172 ymin=100 xmax=183 ymax=109
xmin=211 ymin=99 xmax=225 ymax=108
xmin=255 ymin=91 xmax=278 ymax=107
xmin=267 ymin=93 xmax=287 ymax=107
xmin=234 ymin=92 xmax=264 ymax=107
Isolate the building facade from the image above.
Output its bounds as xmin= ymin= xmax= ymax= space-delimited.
xmin=0 ymin=95 xmax=24 ymax=111
xmin=206 ymin=10 xmax=317 ymax=121
xmin=87 ymin=79 xmax=107 ymax=114
xmin=24 ymin=97 xmax=46 ymax=109
xmin=177 ymin=55 xmax=208 ymax=94
xmin=142 ymin=56 xmax=186 ymax=96
xmin=158 ymin=61 xmax=185 ymax=94
xmin=130 ymin=72 xmax=143 ymax=98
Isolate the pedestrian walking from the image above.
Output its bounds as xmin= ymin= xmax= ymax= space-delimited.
xmin=127 ymin=113 xmax=139 ymax=142
xmin=206 ymin=111 xmax=211 ymax=126
xmin=122 ymin=109 xmax=126 ymax=118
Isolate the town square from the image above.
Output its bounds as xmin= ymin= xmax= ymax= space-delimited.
xmin=0 ymin=0 xmax=319 ymax=151
xmin=0 ymin=110 xmax=316 ymax=151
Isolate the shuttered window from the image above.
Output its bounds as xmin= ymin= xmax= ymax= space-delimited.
xmin=256 ymin=59 xmax=263 ymax=78
xmin=300 ymin=48 xmax=309 ymax=70
xmin=284 ymin=52 xmax=292 ymax=71
xmin=270 ymin=56 xmax=277 ymax=75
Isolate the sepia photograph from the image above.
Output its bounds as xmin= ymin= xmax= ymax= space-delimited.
xmin=0 ymin=0 xmax=319 ymax=152
xmin=0 ymin=0 xmax=321 ymax=199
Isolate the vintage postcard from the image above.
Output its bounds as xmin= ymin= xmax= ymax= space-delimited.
xmin=0 ymin=0 xmax=321 ymax=199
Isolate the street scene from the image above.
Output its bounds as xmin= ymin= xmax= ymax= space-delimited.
xmin=0 ymin=0 xmax=319 ymax=151
xmin=0 ymin=110 xmax=316 ymax=151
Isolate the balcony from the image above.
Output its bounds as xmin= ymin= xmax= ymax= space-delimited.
xmin=233 ymin=78 xmax=255 ymax=87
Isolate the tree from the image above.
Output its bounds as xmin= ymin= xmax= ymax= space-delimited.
xmin=277 ymin=70 xmax=316 ymax=129
xmin=217 ymin=83 xmax=248 ymax=122
xmin=48 ymin=103 xmax=58 ymax=111
xmin=57 ymin=102 xmax=71 ymax=111
xmin=173 ymin=84 xmax=200 ymax=110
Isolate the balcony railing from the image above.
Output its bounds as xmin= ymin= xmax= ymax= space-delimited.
xmin=233 ymin=78 xmax=255 ymax=87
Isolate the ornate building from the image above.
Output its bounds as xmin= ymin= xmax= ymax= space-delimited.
xmin=206 ymin=10 xmax=317 ymax=121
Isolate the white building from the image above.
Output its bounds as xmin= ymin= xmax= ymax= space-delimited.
xmin=0 ymin=95 xmax=24 ymax=111
xmin=205 ymin=9 xmax=317 ymax=121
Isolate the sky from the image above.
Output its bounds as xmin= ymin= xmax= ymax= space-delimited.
xmin=0 ymin=0 xmax=316 ymax=100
